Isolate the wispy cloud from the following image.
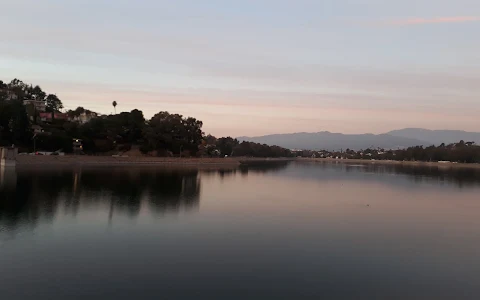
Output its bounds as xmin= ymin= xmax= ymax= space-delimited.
xmin=386 ymin=16 xmax=480 ymax=26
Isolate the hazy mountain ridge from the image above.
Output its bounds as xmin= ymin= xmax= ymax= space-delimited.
xmin=238 ymin=128 xmax=480 ymax=151
xmin=237 ymin=131 xmax=430 ymax=151
xmin=387 ymin=128 xmax=480 ymax=145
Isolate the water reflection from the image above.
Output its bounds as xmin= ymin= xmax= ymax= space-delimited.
xmin=1 ymin=163 xmax=480 ymax=299
xmin=0 ymin=163 xmax=294 ymax=233
xmin=0 ymin=167 xmax=201 ymax=234
xmin=201 ymin=161 xmax=291 ymax=178
xmin=290 ymin=161 xmax=480 ymax=189
xmin=2 ymin=161 xmax=479 ymax=234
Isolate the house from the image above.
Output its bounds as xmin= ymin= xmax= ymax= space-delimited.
xmin=23 ymin=99 xmax=46 ymax=112
xmin=54 ymin=112 xmax=68 ymax=120
xmin=70 ymin=111 xmax=98 ymax=124
xmin=5 ymin=91 xmax=18 ymax=101
xmin=39 ymin=112 xmax=69 ymax=121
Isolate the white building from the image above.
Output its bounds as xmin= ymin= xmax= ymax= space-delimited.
xmin=70 ymin=112 xmax=98 ymax=124
xmin=23 ymin=99 xmax=46 ymax=112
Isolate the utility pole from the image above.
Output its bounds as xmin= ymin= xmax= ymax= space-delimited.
xmin=33 ymin=133 xmax=37 ymax=153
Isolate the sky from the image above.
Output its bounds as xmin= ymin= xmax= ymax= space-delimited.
xmin=1 ymin=0 xmax=479 ymax=137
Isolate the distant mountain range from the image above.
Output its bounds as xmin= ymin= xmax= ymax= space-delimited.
xmin=238 ymin=128 xmax=480 ymax=151
xmin=387 ymin=128 xmax=480 ymax=146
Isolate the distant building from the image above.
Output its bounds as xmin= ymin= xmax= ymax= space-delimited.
xmin=23 ymin=99 xmax=46 ymax=112
xmin=39 ymin=112 xmax=69 ymax=121
xmin=70 ymin=111 xmax=98 ymax=124
xmin=54 ymin=112 xmax=68 ymax=120
xmin=5 ymin=91 xmax=18 ymax=101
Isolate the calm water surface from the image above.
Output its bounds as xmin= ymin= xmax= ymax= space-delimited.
xmin=1 ymin=162 xmax=480 ymax=299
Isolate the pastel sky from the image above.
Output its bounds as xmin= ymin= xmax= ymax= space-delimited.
xmin=1 ymin=0 xmax=479 ymax=137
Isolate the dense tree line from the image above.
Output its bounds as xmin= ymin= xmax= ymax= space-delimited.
xmin=1 ymin=78 xmax=293 ymax=157
xmin=0 ymin=98 xmax=31 ymax=147
xmin=302 ymin=141 xmax=480 ymax=164
xmin=201 ymin=136 xmax=294 ymax=158
xmin=386 ymin=142 xmax=480 ymax=163
xmin=141 ymin=112 xmax=203 ymax=155
xmin=1 ymin=79 xmax=65 ymax=148
xmin=0 ymin=79 xmax=63 ymax=111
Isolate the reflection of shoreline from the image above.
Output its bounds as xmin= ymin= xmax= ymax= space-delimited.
xmin=0 ymin=167 xmax=17 ymax=191
xmin=200 ymin=161 xmax=291 ymax=178
xmin=300 ymin=158 xmax=480 ymax=169
xmin=16 ymin=156 xmax=292 ymax=167
xmin=0 ymin=168 xmax=201 ymax=234
xmin=286 ymin=161 xmax=480 ymax=188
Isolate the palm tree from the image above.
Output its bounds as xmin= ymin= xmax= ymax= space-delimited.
xmin=112 ymin=101 xmax=117 ymax=114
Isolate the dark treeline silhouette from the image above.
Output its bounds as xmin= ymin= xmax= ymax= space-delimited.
xmin=0 ymin=168 xmax=200 ymax=233
xmin=390 ymin=141 xmax=480 ymax=163
xmin=1 ymin=79 xmax=63 ymax=148
xmin=298 ymin=141 xmax=480 ymax=164
xmin=0 ymin=78 xmax=292 ymax=157
xmin=205 ymin=136 xmax=294 ymax=158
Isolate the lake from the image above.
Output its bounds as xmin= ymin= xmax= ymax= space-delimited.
xmin=1 ymin=162 xmax=480 ymax=299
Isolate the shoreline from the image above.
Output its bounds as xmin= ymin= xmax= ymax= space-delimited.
xmin=15 ymin=155 xmax=292 ymax=168
xmin=299 ymin=158 xmax=480 ymax=169
xmin=11 ymin=156 xmax=480 ymax=169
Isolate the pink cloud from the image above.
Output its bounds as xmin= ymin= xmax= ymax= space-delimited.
xmin=387 ymin=16 xmax=480 ymax=26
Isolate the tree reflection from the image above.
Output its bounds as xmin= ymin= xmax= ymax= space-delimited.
xmin=200 ymin=161 xmax=291 ymax=178
xmin=0 ymin=167 xmax=201 ymax=233
xmin=295 ymin=161 xmax=480 ymax=188
xmin=238 ymin=161 xmax=291 ymax=174
xmin=145 ymin=169 xmax=200 ymax=214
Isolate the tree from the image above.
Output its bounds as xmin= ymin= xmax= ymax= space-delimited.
xmin=0 ymin=80 xmax=7 ymax=101
xmin=204 ymin=134 xmax=217 ymax=145
xmin=29 ymin=85 xmax=46 ymax=101
xmin=77 ymin=109 xmax=146 ymax=153
xmin=46 ymin=94 xmax=63 ymax=112
xmin=143 ymin=112 xmax=203 ymax=155
xmin=107 ymin=109 xmax=145 ymax=144
xmin=7 ymin=78 xmax=28 ymax=101
xmin=224 ymin=140 xmax=292 ymax=158
xmin=0 ymin=99 xmax=31 ymax=146
xmin=67 ymin=106 xmax=84 ymax=118
xmin=0 ymin=101 xmax=12 ymax=144
xmin=216 ymin=137 xmax=239 ymax=156
xmin=112 ymin=101 xmax=117 ymax=114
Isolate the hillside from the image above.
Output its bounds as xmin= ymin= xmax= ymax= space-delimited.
xmin=387 ymin=128 xmax=480 ymax=145
xmin=238 ymin=131 xmax=429 ymax=151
